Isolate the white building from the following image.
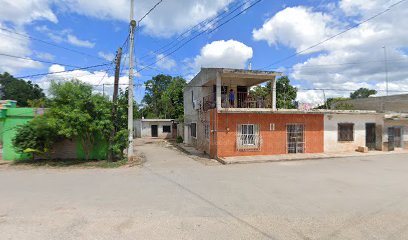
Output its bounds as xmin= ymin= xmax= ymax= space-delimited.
xmin=134 ymin=119 xmax=176 ymax=139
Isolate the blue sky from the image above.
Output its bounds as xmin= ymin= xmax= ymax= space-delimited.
xmin=0 ymin=0 xmax=407 ymax=105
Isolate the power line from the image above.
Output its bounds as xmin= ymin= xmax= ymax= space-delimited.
xmin=138 ymin=0 xmax=164 ymax=24
xmin=15 ymin=63 xmax=112 ymax=79
xmin=137 ymin=0 xmax=263 ymax=73
xmin=0 ymin=53 xmax=82 ymax=68
xmin=137 ymin=0 xmax=248 ymax=61
xmin=0 ymin=27 xmax=106 ymax=61
xmin=258 ymin=0 xmax=407 ymax=70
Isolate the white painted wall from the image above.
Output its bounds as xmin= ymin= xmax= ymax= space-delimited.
xmin=133 ymin=120 xmax=173 ymax=139
xmin=324 ymin=114 xmax=384 ymax=152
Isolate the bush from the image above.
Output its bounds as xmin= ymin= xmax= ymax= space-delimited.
xmin=176 ymin=135 xmax=183 ymax=143
xmin=13 ymin=115 xmax=59 ymax=160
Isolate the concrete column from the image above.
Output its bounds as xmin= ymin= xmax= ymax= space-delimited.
xmin=271 ymin=77 xmax=277 ymax=111
xmin=216 ymin=72 xmax=222 ymax=110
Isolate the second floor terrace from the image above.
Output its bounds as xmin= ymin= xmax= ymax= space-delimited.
xmin=186 ymin=68 xmax=282 ymax=112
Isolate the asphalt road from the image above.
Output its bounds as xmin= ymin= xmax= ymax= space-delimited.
xmin=1 ymin=142 xmax=408 ymax=240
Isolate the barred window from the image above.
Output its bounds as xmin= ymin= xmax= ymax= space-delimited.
xmin=191 ymin=123 xmax=197 ymax=138
xmin=338 ymin=123 xmax=354 ymax=142
xmin=204 ymin=124 xmax=210 ymax=139
xmin=237 ymin=124 xmax=260 ymax=151
xmin=163 ymin=126 xmax=171 ymax=133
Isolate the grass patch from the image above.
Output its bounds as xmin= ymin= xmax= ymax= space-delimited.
xmin=12 ymin=158 xmax=128 ymax=168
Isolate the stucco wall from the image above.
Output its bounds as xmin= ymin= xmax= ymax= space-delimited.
xmin=383 ymin=120 xmax=408 ymax=150
xmin=324 ymin=113 xmax=384 ymax=152
xmin=134 ymin=120 xmax=173 ymax=139
xmin=332 ymin=94 xmax=408 ymax=112
xmin=214 ymin=113 xmax=324 ymax=158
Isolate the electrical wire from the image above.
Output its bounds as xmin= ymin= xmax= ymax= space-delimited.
xmin=137 ymin=0 xmax=250 ymax=61
xmin=258 ymin=0 xmax=408 ymax=70
xmin=138 ymin=0 xmax=164 ymax=24
xmin=137 ymin=0 xmax=263 ymax=74
xmin=15 ymin=63 xmax=112 ymax=79
xmin=0 ymin=27 xmax=106 ymax=61
xmin=0 ymin=53 xmax=82 ymax=68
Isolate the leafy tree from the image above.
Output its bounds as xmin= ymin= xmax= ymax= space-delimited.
xmin=142 ymin=74 xmax=186 ymax=119
xmin=315 ymin=97 xmax=352 ymax=109
xmin=47 ymin=80 xmax=112 ymax=160
xmin=13 ymin=115 xmax=59 ymax=160
xmin=0 ymin=72 xmax=45 ymax=107
xmin=160 ymin=77 xmax=186 ymax=120
xmin=350 ymin=88 xmax=377 ymax=99
xmin=143 ymin=74 xmax=173 ymax=118
xmin=250 ymin=76 xmax=298 ymax=109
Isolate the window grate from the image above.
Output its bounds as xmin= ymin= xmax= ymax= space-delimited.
xmin=237 ymin=124 xmax=261 ymax=151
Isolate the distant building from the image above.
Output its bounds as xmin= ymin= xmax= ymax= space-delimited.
xmin=134 ymin=119 xmax=177 ymax=139
xmin=331 ymin=94 xmax=408 ymax=113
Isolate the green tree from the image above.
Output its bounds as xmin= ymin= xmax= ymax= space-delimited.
xmin=250 ymin=76 xmax=298 ymax=109
xmin=13 ymin=115 xmax=59 ymax=160
xmin=47 ymin=80 xmax=112 ymax=160
xmin=143 ymin=74 xmax=173 ymax=118
xmin=0 ymin=72 xmax=45 ymax=107
xmin=160 ymin=77 xmax=186 ymax=120
xmin=350 ymin=88 xmax=377 ymax=99
xmin=316 ymin=97 xmax=352 ymax=109
xmin=142 ymin=74 xmax=186 ymax=119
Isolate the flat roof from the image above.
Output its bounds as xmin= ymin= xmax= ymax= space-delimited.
xmin=136 ymin=119 xmax=175 ymax=122
xmin=219 ymin=108 xmax=380 ymax=115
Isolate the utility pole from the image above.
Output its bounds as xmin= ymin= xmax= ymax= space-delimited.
xmin=383 ymin=46 xmax=389 ymax=96
xmin=108 ymin=47 xmax=122 ymax=161
xmin=128 ymin=0 xmax=136 ymax=161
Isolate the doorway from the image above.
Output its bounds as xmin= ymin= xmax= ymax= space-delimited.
xmin=287 ymin=124 xmax=305 ymax=154
xmin=394 ymin=127 xmax=402 ymax=148
xmin=365 ymin=123 xmax=376 ymax=150
xmin=388 ymin=127 xmax=395 ymax=151
xmin=151 ymin=125 xmax=158 ymax=137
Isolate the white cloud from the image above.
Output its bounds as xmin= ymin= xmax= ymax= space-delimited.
xmin=0 ymin=25 xmax=43 ymax=74
xmin=155 ymin=54 xmax=176 ymax=70
xmin=98 ymin=51 xmax=115 ymax=61
xmin=56 ymin=0 xmax=234 ymax=37
xmin=0 ymin=0 xmax=57 ymax=25
xmin=253 ymin=6 xmax=339 ymax=53
xmin=67 ymin=34 xmax=95 ymax=48
xmin=191 ymin=39 xmax=253 ymax=71
xmin=36 ymin=64 xmax=137 ymax=98
xmin=253 ymin=0 xmax=408 ymax=104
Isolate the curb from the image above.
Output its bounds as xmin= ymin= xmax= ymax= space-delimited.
xmin=219 ymin=152 xmax=408 ymax=165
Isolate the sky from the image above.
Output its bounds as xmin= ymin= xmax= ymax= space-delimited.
xmin=0 ymin=0 xmax=407 ymax=106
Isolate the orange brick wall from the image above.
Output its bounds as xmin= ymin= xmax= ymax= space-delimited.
xmin=213 ymin=112 xmax=324 ymax=158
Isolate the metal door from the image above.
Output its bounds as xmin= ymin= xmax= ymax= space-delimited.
xmin=394 ymin=127 xmax=402 ymax=148
xmin=287 ymin=124 xmax=305 ymax=154
xmin=365 ymin=123 xmax=376 ymax=150
xmin=388 ymin=127 xmax=395 ymax=151
xmin=151 ymin=125 xmax=158 ymax=137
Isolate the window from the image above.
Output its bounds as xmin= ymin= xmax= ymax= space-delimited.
xmin=163 ymin=125 xmax=171 ymax=133
xmin=237 ymin=124 xmax=260 ymax=151
xmin=287 ymin=124 xmax=305 ymax=154
xmin=191 ymin=123 xmax=197 ymax=138
xmin=338 ymin=123 xmax=354 ymax=142
xmin=204 ymin=124 xmax=210 ymax=139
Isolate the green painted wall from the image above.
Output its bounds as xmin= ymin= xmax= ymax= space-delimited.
xmin=2 ymin=108 xmax=35 ymax=161
xmin=0 ymin=102 xmax=109 ymax=161
xmin=76 ymin=135 xmax=108 ymax=160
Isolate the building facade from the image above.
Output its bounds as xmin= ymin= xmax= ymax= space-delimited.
xmin=184 ymin=68 xmax=406 ymax=160
xmin=134 ymin=119 xmax=176 ymax=139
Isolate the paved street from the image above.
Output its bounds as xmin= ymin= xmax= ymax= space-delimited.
xmin=1 ymin=142 xmax=408 ymax=240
